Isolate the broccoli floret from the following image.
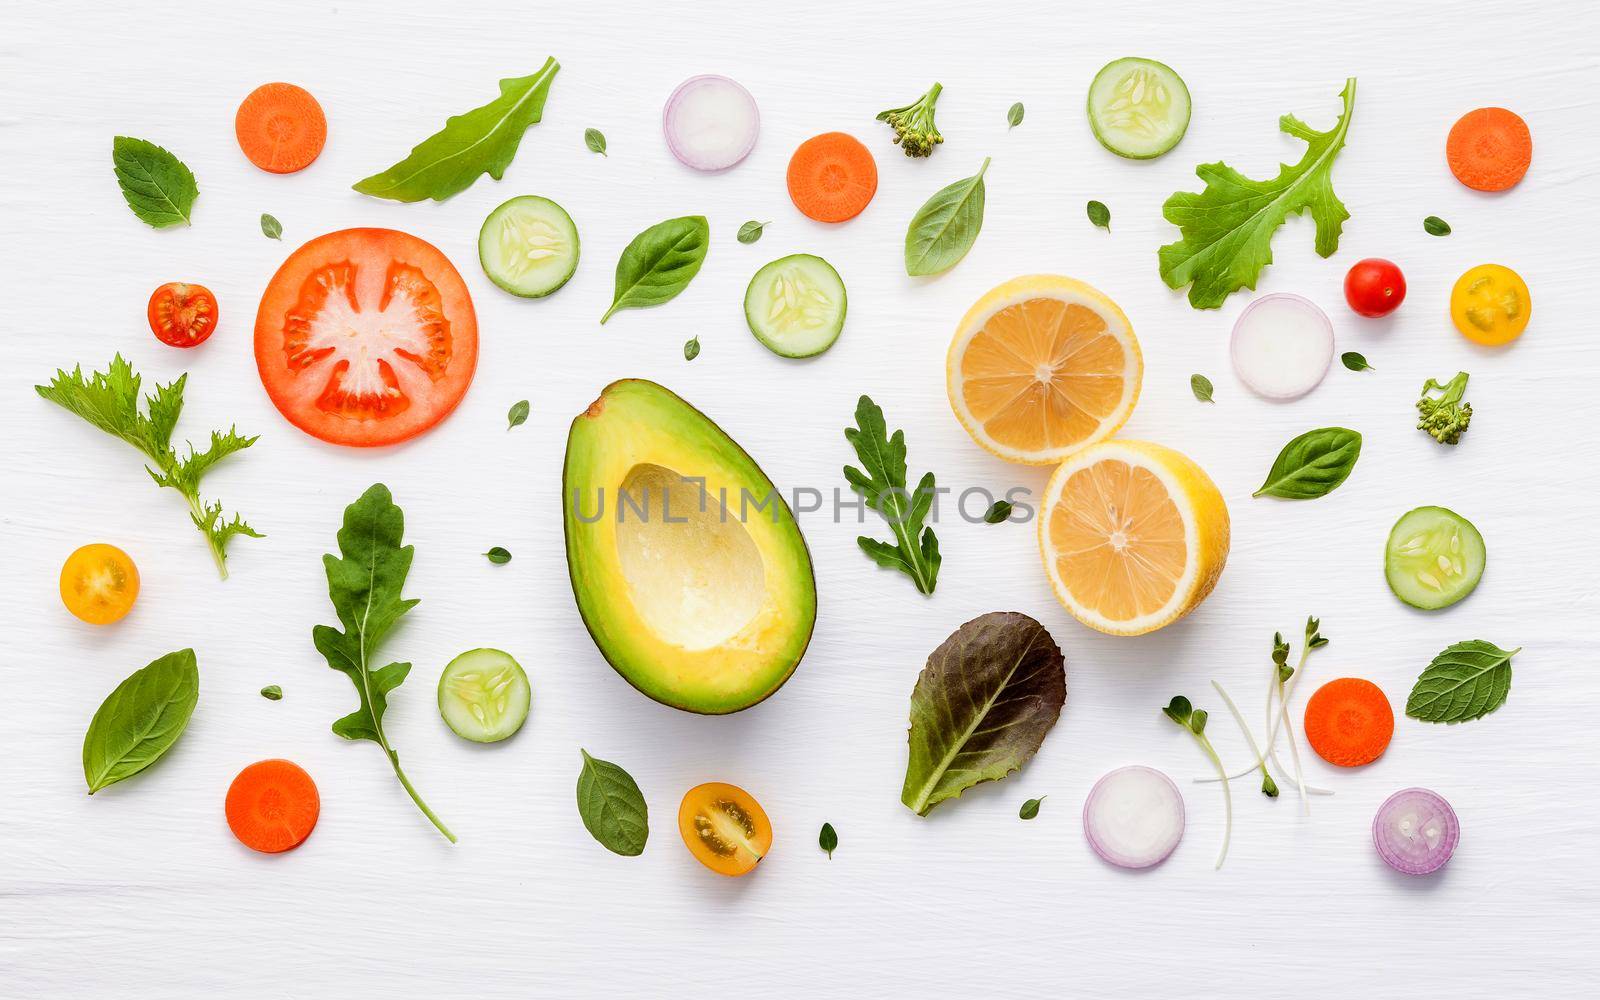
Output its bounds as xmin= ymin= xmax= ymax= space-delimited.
xmin=1416 ymin=371 xmax=1473 ymax=445
xmin=877 ymin=83 xmax=944 ymax=157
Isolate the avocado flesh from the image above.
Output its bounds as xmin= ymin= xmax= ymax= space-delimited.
xmin=563 ymin=380 xmax=817 ymax=714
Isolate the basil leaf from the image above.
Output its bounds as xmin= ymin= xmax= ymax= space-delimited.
xmin=737 ymin=220 xmax=767 ymax=244
xmin=983 ymin=500 xmax=1013 ymax=524
xmin=904 ymin=157 xmax=990 ymax=276
xmin=1007 ymin=102 xmax=1025 ymax=128
xmin=902 ymin=612 xmax=1066 ymax=815
xmin=354 ymin=58 xmax=559 ymax=203
xmin=1424 ymin=215 xmax=1451 ymax=237
xmin=507 ymin=399 xmax=529 ymax=430
xmin=1191 ymin=374 xmax=1215 ymax=402
xmin=584 ymin=127 xmax=607 ymax=156
xmin=1407 ymin=640 xmax=1519 ymax=724
xmin=1019 ymin=796 xmax=1045 ymax=820
xmin=83 ymin=649 xmax=200 ymax=793
xmin=112 ymin=137 xmax=198 ymax=228
xmin=260 ymin=213 xmax=283 ymax=240
xmin=1086 ymin=200 xmax=1111 ymax=231
xmin=577 ymin=749 xmax=648 ymax=856
xmin=601 ymin=215 xmax=710 ymax=323
xmin=1341 ymin=351 xmax=1373 ymax=372
xmin=683 ymin=336 xmax=701 ymax=361
xmin=1253 ymin=427 xmax=1362 ymax=500
xmin=819 ymin=822 xmax=838 ymax=858
xmin=484 ymin=546 xmax=512 ymax=565
xmin=260 ymin=685 xmax=283 ymax=700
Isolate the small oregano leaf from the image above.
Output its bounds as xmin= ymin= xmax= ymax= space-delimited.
xmin=683 ymin=336 xmax=701 ymax=361
xmin=983 ymin=500 xmax=1013 ymax=524
xmin=819 ymin=822 xmax=838 ymax=858
xmin=1086 ymin=200 xmax=1111 ymax=231
xmin=737 ymin=220 xmax=767 ymax=244
xmin=260 ymin=213 xmax=283 ymax=240
xmin=260 ymin=685 xmax=283 ymax=701
xmin=1424 ymin=216 xmax=1451 ymax=237
xmin=507 ymin=399 xmax=530 ymax=430
xmin=1019 ymin=796 xmax=1045 ymax=820
xmin=1191 ymin=374 xmax=1215 ymax=402
xmin=1007 ymin=102 xmax=1024 ymax=128
xmin=1341 ymin=351 xmax=1374 ymax=372
xmin=484 ymin=547 xmax=512 ymax=565
xmin=585 ymin=128 xmax=607 ymax=156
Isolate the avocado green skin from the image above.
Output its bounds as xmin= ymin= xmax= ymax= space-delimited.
xmin=478 ymin=195 xmax=580 ymax=298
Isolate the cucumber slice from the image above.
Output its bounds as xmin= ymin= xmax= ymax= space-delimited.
xmin=478 ymin=196 xmax=579 ymax=298
xmin=437 ymin=648 xmax=531 ymax=743
xmin=743 ymin=254 xmax=847 ymax=358
xmin=1385 ymin=506 xmax=1486 ymax=610
xmin=1087 ymin=58 xmax=1192 ymax=160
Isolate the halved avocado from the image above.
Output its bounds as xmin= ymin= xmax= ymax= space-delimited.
xmin=563 ymin=380 xmax=817 ymax=714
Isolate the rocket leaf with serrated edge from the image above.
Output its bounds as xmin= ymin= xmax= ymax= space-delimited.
xmin=844 ymin=395 xmax=941 ymax=594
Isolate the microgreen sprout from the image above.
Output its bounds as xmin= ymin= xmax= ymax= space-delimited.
xmin=1164 ymin=695 xmax=1231 ymax=869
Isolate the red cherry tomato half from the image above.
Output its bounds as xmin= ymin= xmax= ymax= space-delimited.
xmin=148 ymin=282 xmax=219 ymax=347
xmin=1343 ymin=259 xmax=1407 ymax=318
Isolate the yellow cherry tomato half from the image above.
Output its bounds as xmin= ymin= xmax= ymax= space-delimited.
xmin=1450 ymin=264 xmax=1530 ymax=346
xmin=678 ymin=782 xmax=772 ymax=877
xmin=59 ymin=544 xmax=140 ymax=624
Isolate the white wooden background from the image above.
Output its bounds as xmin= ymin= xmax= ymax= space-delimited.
xmin=3 ymin=0 xmax=1597 ymax=995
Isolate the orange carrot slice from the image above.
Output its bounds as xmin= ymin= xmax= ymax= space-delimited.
xmin=1304 ymin=678 xmax=1394 ymax=767
xmin=235 ymin=83 xmax=327 ymax=174
xmin=787 ymin=132 xmax=878 ymax=222
xmin=1446 ymin=107 xmax=1531 ymax=192
xmin=225 ymin=759 xmax=320 ymax=853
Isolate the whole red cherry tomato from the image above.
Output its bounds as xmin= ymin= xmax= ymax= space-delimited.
xmin=148 ymin=282 xmax=219 ymax=347
xmin=1344 ymin=259 xmax=1406 ymax=318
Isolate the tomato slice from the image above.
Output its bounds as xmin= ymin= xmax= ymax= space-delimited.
xmin=148 ymin=282 xmax=219 ymax=347
xmin=60 ymin=543 xmax=140 ymax=625
xmin=254 ymin=229 xmax=478 ymax=447
xmin=678 ymin=782 xmax=772 ymax=877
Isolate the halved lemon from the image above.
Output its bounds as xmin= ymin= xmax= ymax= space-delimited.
xmin=1039 ymin=440 xmax=1229 ymax=636
xmin=948 ymin=275 xmax=1142 ymax=464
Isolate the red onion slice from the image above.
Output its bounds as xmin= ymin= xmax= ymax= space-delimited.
xmin=1083 ymin=765 xmax=1185 ymax=869
xmin=1230 ymin=292 xmax=1334 ymax=400
xmin=663 ymin=75 xmax=759 ymax=171
xmin=1373 ymin=787 xmax=1459 ymax=875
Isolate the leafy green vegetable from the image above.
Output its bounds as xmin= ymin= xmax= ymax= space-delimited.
xmin=737 ymin=220 xmax=767 ymax=244
xmin=584 ymin=127 xmax=607 ymax=156
xmin=354 ymin=58 xmax=560 ymax=203
xmin=112 ymin=137 xmax=198 ymax=228
xmin=983 ymin=500 xmax=1013 ymax=524
xmin=1159 ymin=79 xmax=1357 ymax=308
xmin=1417 ymin=371 xmax=1472 ymax=445
xmin=1019 ymin=796 xmax=1045 ymax=820
xmin=36 ymin=356 xmax=260 ymax=578
xmin=1407 ymin=640 xmax=1519 ymax=724
xmin=83 ymin=649 xmax=199 ymax=793
xmin=1163 ymin=695 xmax=1231 ymax=868
xmin=484 ymin=546 xmax=512 ymax=565
xmin=904 ymin=157 xmax=990 ymax=276
xmin=1007 ymin=102 xmax=1024 ymax=128
xmin=683 ymin=336 xmax=701 ymax=361
xmin=1341 ymin=351 xmax=1373 ymax=372
xmin=1424 ymin=215 xmax=1452 ymax=237
xmin=1190 ymin=374 xmax=1214 ymax=402
xmin=507 ymin=399 xmax=530 ymax=430
xmin=878 ymin=82 xmax=945 ymax=157
xmin=1086 ymin=200 xmax=1111 ymax=231
xmin=601 ymin=215 xmax=710 ymax=323
xmin=313 ymin=484 xmax=454 ymax=842
xmin=844 ymin=395 xmax=941 ymax=595
xmin=260 ymin=685 xmax=283 ymax=701
xmin=1253 ymin=427 xmax=1362 ymax=499
xmin=902 ymin=612 xmax=1066 ymax=815
xmin=260 ymin=213 xmax=283 ymax=240
xmin=819 ymin=822 xmax=838 ymax=858
xmin=577 ymin=749 xmax=648 ymax=856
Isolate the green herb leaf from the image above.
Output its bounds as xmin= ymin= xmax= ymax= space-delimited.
xmin=683 ymin=336 xmax=701 ymax=361
xmin=737 ymin=220 xmax=767 ymax=244
xmin=484 ymin=546 xmax=512 ymax=565
xmin=112 ymin=136 xmax=198 ymax=228
xmin=83 ymin=650 xmax=199 ymax=793
xmin=507 ymin=399 xmax=530 ymax=430
xmin=601 ymin=215 xmax=710 ymax=323
xmin=1019 ymin=796 xmax=1045 ymax=820
xmin=313 ymin=484 xmax=454 ymax=842
xmin=819 ymin=822 xmax=838 ymax=858
xmin=1191 ymin=374 xmax=1215 ymax=402
xmin=1163 ymin=695 xmax=1192 ymax=726
xmin=354 ymin=58 xmax=560 ymax=203
xmin=577 ymin=750 xmax=649 ymax=856
xmin=904 ymin=157 xmax=990 ymax=276
xmin=902 ymin=613 xmax=1066 ymax=815
xmin=1253 ymin=427 xmax=1362 ymax=500
xmin=584 ymin=127 xmax=607 ymax=156
xmin=1087 ymin=200 xmax=1111 ymax=231
xmin=844 ymin=395 xmax=941 ymax=595
xmin=1160 ymin=79 xmax=1356 ymax=308
xmin=1407 ymin=640 xmax=1519 ymax=724
xmin=1007 ymin=102 xmax=1024 ymax=128
xmin=260 ymin=213 xmax=283 ymax=240
xmin=1424 ymin=215 xmax=1451 ymax=237
xmin=983 ymin=500 xmax=1013 ymax=524
xmin=260 ymin=685 xmax=283 ymax=701
xmin=1341 ymin=351 xmax=1373 ymax=372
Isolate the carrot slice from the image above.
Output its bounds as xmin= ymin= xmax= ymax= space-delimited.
xmin=236 ymin=83 xmax=327 ymax=174
xmin=1446 ymin=107 xmax=1531 ymax=192
xmin=225 ymin=759 xmax=320 ymax=853
xmin=1303 ymin=678 xmax=1394 ymax=767
xmin=787 ymin=132 xmax=878 ymax=222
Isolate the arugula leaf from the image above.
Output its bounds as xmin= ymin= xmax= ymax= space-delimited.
xmin=82 ymin=649 xmax=199 ymax=793
xmin=577 ymin=750 xmax=648 ymax=856
xmin=1407 ymin=640 xmax=1519 ymax=724
xmin=36 ymin=356 xmax=259 ymax=577
xmin=843 ymin=395 xmax=941 ymax=594
xmin=1159 ymin=79 xmax=1356 ymax=308
xmin=312 ymin=484 xmax=454 ymax=842
xmin=112 ymin=137 xmax=198 ymax=228
xmin=354 ymin=58 xmax=560 ymax=203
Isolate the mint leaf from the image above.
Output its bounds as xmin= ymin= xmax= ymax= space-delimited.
xmin=1407 ymin=640 xmax=1519 ymax=724
xmin=113 ymin=137 xmax=198 ymax=228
